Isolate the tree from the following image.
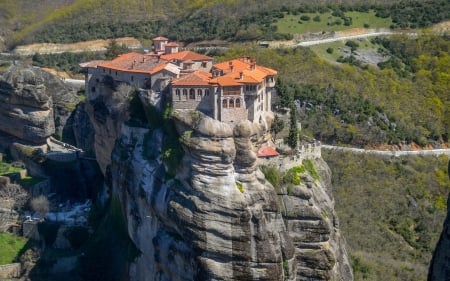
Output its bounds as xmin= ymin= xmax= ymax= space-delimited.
xmin=286 ymin=105 xmax=299 ymax=150
xmin=271 ymin=115 xmax=285 ymax=142
xmin=0 ymin=183 xmax=29 ymax=212
xmin=105 ymin=40 xmax=129 ymax=60
xmin=31 ymin=195 xmax=50 ymax=219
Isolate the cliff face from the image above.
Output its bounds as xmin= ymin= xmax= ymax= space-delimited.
xmin=101 ymin=105 xmax=352 ymax=280
xmin=0 ymin=65 xmax=81 ymax=144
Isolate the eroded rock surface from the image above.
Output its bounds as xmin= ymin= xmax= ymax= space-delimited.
xmin=0 ymin=65 xmax=81 ymax=144
xmin=105 ymin=109 xmax=352 ymax=281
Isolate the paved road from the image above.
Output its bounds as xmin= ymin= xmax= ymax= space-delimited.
xmin=322 ymin=145 xmax=450 ymax=156
xmin=295 ymin=31 xmax=395 ymax=47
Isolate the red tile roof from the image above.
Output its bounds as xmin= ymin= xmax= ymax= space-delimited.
xmin=257 ymin=147 xmax=280 ymax=157
xmin=97 ymin=52 xmax=178 ymax=74
xmin=160 ymin=51 xmax=213 ymax=62
xmin=171 ymin=71 xmax=211 ymax=86
xmin=213 ymin=57 xmax=277 ymax=84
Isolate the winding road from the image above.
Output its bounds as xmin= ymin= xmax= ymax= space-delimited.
xmin=321 ymin=145 xmax=450 ymax=156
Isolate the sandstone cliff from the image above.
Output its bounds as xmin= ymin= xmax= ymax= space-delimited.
xmin=0 ymin=64 xmax=81 ymax=144
xmin=96 ymin=100 xmax=352 ymax=280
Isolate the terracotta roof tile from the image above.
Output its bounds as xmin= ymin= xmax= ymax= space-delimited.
xmin=257 ymin=147 xmax=280 ymax=157
xmin=213 ymin=57 xmax=277 ymax=83
xmin=172 ymin=70 xmax=211 ymax=86
xmin=160 ymin=51 xmax=213 ymax=62
xmin=98 ymin=52 xmax=177 ymax=74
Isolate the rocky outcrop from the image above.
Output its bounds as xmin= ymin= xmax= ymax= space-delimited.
xmin=106 ymin=108 xmax=352 ymax=281
xmin=0 ymin=65 xmax=81 ymax=144
xmin=428 ymin=160 xmax=450 ymax=280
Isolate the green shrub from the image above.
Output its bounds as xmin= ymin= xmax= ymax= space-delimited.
xmin=300 ymin=15 xmax=310 ymax=21
xmin=283 ymin=165 xmax=306 ymax=185
xmin=236 ymin=181 xmax=244 ymax=193
xmin=260 ymin=165 xmax=282 ymax=191
xmin=303 ymin=159 xmax=319 ymax=180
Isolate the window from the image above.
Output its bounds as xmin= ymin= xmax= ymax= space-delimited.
xmin=236 ymin=98 xmax=241 ymax=108
xmin=183 ymin=89 xmax=187 ymax=96
xmin=102 ymin=68 xmax=105 ymax=73
xmin=131 ymin=76 xmax=134 ymax=82
xmin=175 ymin=89 xmax=180 ymax=95
xmin=189 ymin=89 xmax=195 ymax=99
xmin=91 ymin=86 xmax=96 ymax=92
xmin=115 ymin=71 xmax=118 ymax=76
xmin=222 ymin=99 xmax=228 ymax=108
xmin=197 ymin=89 xmax=202 ymax=97
xmin=205 ymin=89 xmax=210 ymax=96
xmin=229 ymin=99 xmax=234 ymax=108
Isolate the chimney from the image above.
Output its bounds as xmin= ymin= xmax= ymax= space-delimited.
xmin=229 ymin=61 xmax=233 ymax=72
xmin=239 ymin=71 xmax=243 ymax=80
xmin=250 ymin=61 xmax=256 ymax=71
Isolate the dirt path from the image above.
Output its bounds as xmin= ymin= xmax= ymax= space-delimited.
xmin=12 ymin=37 xmax=142 ymax=56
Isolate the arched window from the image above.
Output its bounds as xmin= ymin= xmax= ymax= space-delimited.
xmin=222 ymin=99 xmax=228 ymax=108
xmin=229 ymin=99 xmax=234 ymax=108
xmin=182 ymin=89 xmax=187 ymax=96
xmin=236 ymin=98 xmax=241 ymax=108
xmin=175 ymin=89 xmax=181 ymax=100
xmin=197 ymin=89 xmax=202 ymax=97
xmin=189 ymin=89 xmax=195 ymax=99
xmin=205 ymin=89 xmax=210 ymax=96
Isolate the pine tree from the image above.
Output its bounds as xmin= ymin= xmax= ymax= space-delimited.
xmin=286 ymin=105 xmax=298 ymax=150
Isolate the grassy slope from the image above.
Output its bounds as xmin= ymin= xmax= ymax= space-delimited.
xmin=275 ymin=10 xmax=392 ymax=34
xmin=0 ymin=232 xmax=28 ymax=265
xmin=323 ymin=150 xmax=449 ymax=280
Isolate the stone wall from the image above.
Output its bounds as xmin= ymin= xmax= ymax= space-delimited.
xmin=0 ymin=263 xmax=21 ymax=279
xmin=259 ymin=141 xmax=322 ymax=172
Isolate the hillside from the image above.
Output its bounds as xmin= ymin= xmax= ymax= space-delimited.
xmin=323 ymin=150 xmax=450 ymax=280
xmin=1 ymin=0 xmax=449 ymax=50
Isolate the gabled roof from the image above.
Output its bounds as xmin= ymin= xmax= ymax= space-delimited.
xmin=171 ymin=70 xmax=211 ymax=86
xmin=160 ymin=51 xmax=213 ymax=62
xmin=97 ymin=52 xmax=179 ymax=75
xmin=257 ymin=147 xmax=280 ymax=157
xmin=212 ymin=57 xmax=278 ymax=84
xmin=209 ymin=75 xmax=242 ymax=87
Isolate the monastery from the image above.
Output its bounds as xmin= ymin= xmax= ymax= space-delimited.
xmin=81 ymin=36 xmax=277 ymax=125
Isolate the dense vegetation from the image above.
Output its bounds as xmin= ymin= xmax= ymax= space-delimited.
xmin=1 ymin=0 xmax=449 ymax=48
xmin=215 ymin=33 xmax=449 ymax=147
xmin=323 ymin=150 xmax=449 ymax=280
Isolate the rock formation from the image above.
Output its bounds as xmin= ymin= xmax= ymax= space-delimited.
xmin=0 ymin=64 xmax=81 ymax=144
xmin=99 ymin=104 xmax=352 ymax=280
